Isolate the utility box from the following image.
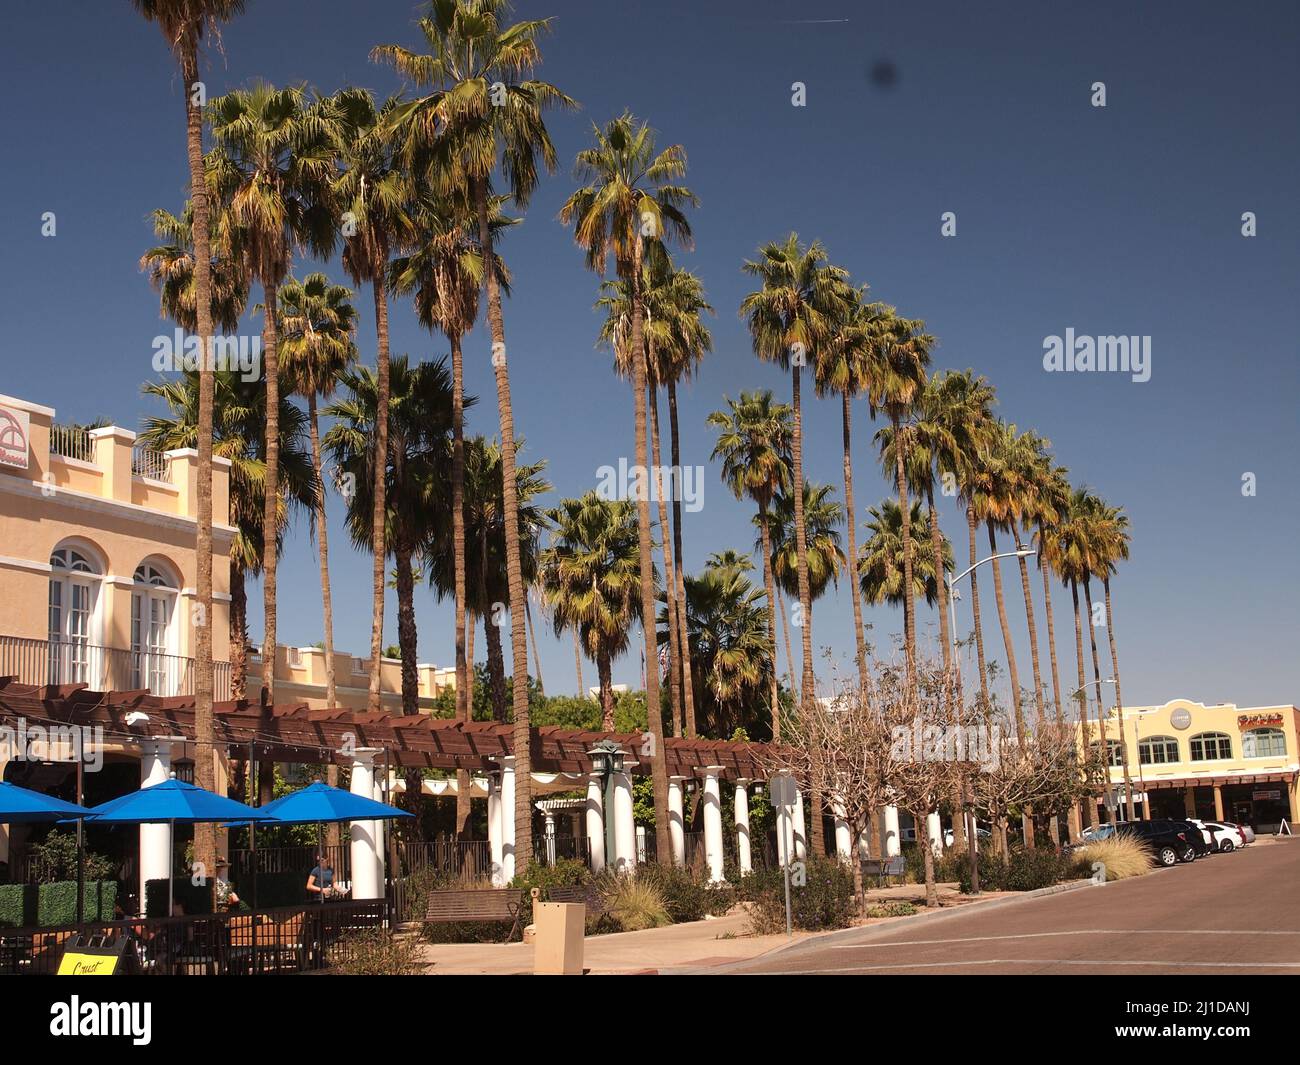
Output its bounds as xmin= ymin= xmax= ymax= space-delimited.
xmin=532 ymin=899 xmax=585 ymax=975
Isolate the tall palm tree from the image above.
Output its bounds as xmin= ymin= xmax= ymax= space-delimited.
xmin=1085 ymin=493 xmax=1133 ymax=817
xmin=813 ymin=284 xmax=874 ymax=690
xmin=208 ymin=81 xmax=339 ymax=706
xmin=707 ymin=391 xmax=792 ymax=738
xmin=540 ymin=493 xmax=642 ymax=729
xmin=559 ymin=112 xmax=696 ymax=862
xmin=858 ymin=499 xmax=953 ymax=615
xmin=375 ymin=3 xmax=575 ymax=869
xmin=390 ymin=189 xmax=511 ymax=834
xmin=278 ymin=274 xmax=357 ymax=708
xmin=741 ymin=235 xmax=848 ymax=709
xmin=330 ymin=87 xmax=418 ymax=712
xmin=1031 ymin=458 xmax=1072 ymax=721
xmin=132 ymin=0 xmax=245 ymax=887
xmin=139 ymin=201 xmax=247 ymax=337
xmin=864 ymin=304 xmax=932 ymax=680
xmin=1003 ymin=425 xmax=1053 ymax=723
xmin=324 ymin=357 xmax=461 ymax=717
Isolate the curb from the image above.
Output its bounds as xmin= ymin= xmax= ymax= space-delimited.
xmin=676 ymin=877 xmax=1103 ymax=974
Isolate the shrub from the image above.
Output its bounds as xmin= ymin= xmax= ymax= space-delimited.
xmin=635 ymin=863 xmax=731 ymax=923
xmin=1072 ymin=835 xmax=1154 ymax=881
xmin=335 ymin=927 xmax=425 ymax=975
xmin=1004 ymin=847 xmax=1071 ymax=891
xmin=26 ymin=830 xmax=115 ymax=883
xmin=511 ymin=858 xmax=591 ymax=930
xmin=596 ymin=873 xmax=670 ymax=932
xmin=958 ymin=849 xmax=1009 ymax=893
xmin=740 ymin=857 xmax=854 ymax=934
xmin=0 ymin=880 xmax=117 ymax=927
xmin=865 ymin=901 xmax=918 ymax=918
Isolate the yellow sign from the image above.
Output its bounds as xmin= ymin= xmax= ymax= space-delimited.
xmin=56 ymin=937 xmax=129 ymax=975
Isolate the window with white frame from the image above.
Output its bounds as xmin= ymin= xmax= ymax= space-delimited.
xmin=132 ymin=562 xmax=179 ymax=694
xmin=1188 ymin=731 xmax=1233 ymax=761
xmin=1242 ymin=727 xmax=1287 ymax=759
xmin=48 ymin=546 xmax=102 ymax=684
xmin=1138 ymin=735 xmax=1180 ymax=765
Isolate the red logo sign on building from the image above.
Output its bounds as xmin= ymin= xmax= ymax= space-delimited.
xmin=0 ymin=404 xmax=31 ymax=469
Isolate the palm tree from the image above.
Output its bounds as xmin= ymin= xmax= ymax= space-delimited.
xmin=139 ymin=371 xmax=316 ymax=706
xmin=324 ymin=357 xmax=461 ymax=717
xmin=132 ymin=0 xmax=245 ymax=887
xmin=139 ymin=201 xmax=247 ymax=336
xmin=208 ymin=81 xmax=339 ymax=706
xmin=375 ymin=4 xmax=575 ymax=869
xmin=390 ymin=189 xmax=511 ymax=835
xmin=278 ymin=274 xmax=357 ymax=708
xmin=859 ymin=499 xmax=954 ymax=614
xmin=707 ymin=391 xmax=792 ymax=738
xmin=1031 ymin=458 xmax=1072 ymax=721
xmin=330 ymin=87 xmax=418 ymax=712
xmin=741 ymin=235 xmax=848 ymax=709
xmin=864 ymin=305 xmax=933 ymax=680
xmin=813 ymin=283 xmax=873 ymax=690
xmin=540 ymin=493 xmax=642 ymax=728
xmin=559 ymin=112 xmax=696 ymax=862
xmin=1003 ymin=425 xmax=1053 ymax=723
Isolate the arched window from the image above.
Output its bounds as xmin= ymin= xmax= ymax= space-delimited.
xmin=132 ymin=561 xmax=180 ymax=695
xmin=1242 ymin=727 xmax=1287 ymax=759
xmin=1089 ymin=739 xmax=1124 ymax=768
xmin=1138 ymin=735 xmax=1180 ymax=765
xmin=48 ymin=544 xmax=103 ymax=684
xmin=1188 ymin=732 xmax=1232 ymax=761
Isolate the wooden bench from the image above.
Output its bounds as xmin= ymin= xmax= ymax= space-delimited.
xmin=862 ymin=855 xmax=906 ymax=887
xmin=541 ymin=885 xmax=608 ymax=919
xmin=425 ymin=889 xmax=523 ymax=940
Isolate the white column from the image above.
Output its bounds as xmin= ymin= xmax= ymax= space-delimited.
xmin=487 ymin=772 xmax=504 ymax=884
xmin=883 ymin=804 xmax=901 ymax=859
xmin=585 ymin=774 xmax=606 ymax=873
xmin=543 ymin=810 xmax=557 ymax=865
xmin=139 ymin=741 xmax=172 ymax=914
xmin=832 ymin=798 xmax=852 ymax=862
xmin=792 ymin=786 xmax=807 ymax=861
xmin=348 ymin=748 xmax=382 ymax=900
xmin=611 ymin=770 xmax=636 ymax=873
xmin=499 ymin=755 xmax=516 ymax=883
xmin=667 ymin=776 xmax=687 ymax=868
xmin=927 ymin=811 xmax=944 ymax=857
xmin=699 ymin=766 xmax=726 ymax=885
xmin=372 ymin=774 xmax=386 ymax=886
xmin=734 ymin=779 xmax=753 ymax=876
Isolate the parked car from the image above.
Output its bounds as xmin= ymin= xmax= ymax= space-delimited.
xmin=1165 ymin=819 xmax=1211 ymax=858
xmin=1202 ymin=821 xmax=1247 ymax=851
xmin=1079 ymin=823 xmax=1116 ymax=843
xmin=1113 ymin=820 xmax=1199 ymax=866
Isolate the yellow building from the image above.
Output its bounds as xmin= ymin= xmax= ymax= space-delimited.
xmin=0 ymin=392 xmax=454 ymax=712
xmin=1081 ymin=697 xmax=1300 ymax=831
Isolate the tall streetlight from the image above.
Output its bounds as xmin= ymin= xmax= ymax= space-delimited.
xmin=945 ymin=546 xmax=1034 ymax=894
xmin=1072 ymin=677 xmax=1132 ymax=822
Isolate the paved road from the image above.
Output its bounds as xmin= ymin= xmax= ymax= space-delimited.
xmin=726 ymin=838 xmax=1300 ymax=975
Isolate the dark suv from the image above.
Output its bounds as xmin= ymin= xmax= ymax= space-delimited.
xmin=1114 ymin=820 xmax=1199 ymax=866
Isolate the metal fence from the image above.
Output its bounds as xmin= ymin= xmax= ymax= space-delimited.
xmin=49 ymin=424 xmax=93 ymax=463
xmin=0 ymin=634 xmax=232 ymax=700
xmin=131 ymin=445 xmax=170 ymax=482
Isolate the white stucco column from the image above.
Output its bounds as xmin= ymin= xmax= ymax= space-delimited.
xmin=371 ymin=775 xmax=386 ymax=886
xmin=882 ymin=804 xmax=902 ymax=858
xmin=348 ymin=748 xmax=382 ymax=900
xmin=543 ymin=809 xmax=557 ymax=865
xmin=699 ymin=766 xmax=726 ymax=885
xmin=667 ymin=776 xmax=687 ymax=867
xmin=832 ymin=798 xmax=853 ymax=862
xmin=792 ymin=786 xmax=807 ymax=861
xmin=927 ymin=810 xmax=944 ymax=857
xmin=734 ymin=778 xmax=752 ymax=876
xmin=486 ymin=772 xmax=504 ymax=884
xmin=585 ymin=774 xmax=605 ymax=873
xmin=139 ymin=741 xmax=173 ymax=913
xmin=499 ymin=756 xmax=517 ymax=883
xmin=611 ymin=769 xmax=636 ymax=873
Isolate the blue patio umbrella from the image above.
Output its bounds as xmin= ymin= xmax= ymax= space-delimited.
xmin=85 ymin=778 xmax=272 ymax=916
xmin=230 ymin=781 xmax=410 ymax=904
xmin=0 ymin=780 xmax=92 ymax=823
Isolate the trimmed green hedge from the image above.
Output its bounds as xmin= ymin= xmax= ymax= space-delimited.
xmin=0 ymin=880 xmax=118 ymax=928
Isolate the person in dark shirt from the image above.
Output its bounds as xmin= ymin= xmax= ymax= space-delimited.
xmin=306 ymin=854 xmax=336 ymax=899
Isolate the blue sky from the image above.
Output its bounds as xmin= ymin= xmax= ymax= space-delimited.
xmin=1 ymin=1 xmax=1296 ymax=710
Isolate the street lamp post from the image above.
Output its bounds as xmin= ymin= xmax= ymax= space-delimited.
xmin=587 ymin=740 xmax=624 ymax=868
xmin=946 ymin=547 xmax=1034 ymax=894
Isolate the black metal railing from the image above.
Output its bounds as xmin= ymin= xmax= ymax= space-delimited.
xmin=0 ymin=634 xmax=232 ymax=700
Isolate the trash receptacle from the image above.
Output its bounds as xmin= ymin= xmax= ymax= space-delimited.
xmin=532 ymin=890 xmax=585 ymax=975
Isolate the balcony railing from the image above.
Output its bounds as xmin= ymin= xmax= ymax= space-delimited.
xmin=132 ymin=444 xmax=171 ymax=482
xmin=0 ymin=634 xmax=231 ymax=700
xmin=49 ymin=424 xmax=94 ymax=463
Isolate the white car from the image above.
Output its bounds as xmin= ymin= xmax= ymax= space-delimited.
xmin=1202 ymin=821 xmax=1247 ymax=851
xmin=1185 ymin=819 xmax=1216 ymax=848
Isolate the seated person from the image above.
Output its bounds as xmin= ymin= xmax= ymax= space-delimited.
xmin=214 ymin=857 xmax=241 ymax=909
xmin=306 ymin=854 xmax=339 ymax=900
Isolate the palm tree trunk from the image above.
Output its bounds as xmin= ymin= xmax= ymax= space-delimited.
xmin=597 ymin=649 xmax=615 ymax=731
xmin=649 ymin=381 xmax=684 ymax=737
xmin=367 ymin=270 xmax=392 ymax=712
xmin=892 ymin=419 xmax=917 ymax=680
xmin=1103 ymin=577 xmax=1133 ymax=820
xmin=666 ymin=379 xmax=698 ymax=737
xmin=1041 ymin=560 xmax=1062 ymax=720
xmin=307 ymin=394 xmax=337 ymax=707
xmin=967 ymin=507 xmax=990 ymax=711
xmin=260 ymin=281 xmax=281 ymax=708
xmin=450 ymin=329 xmax=472 ymax=838
xmin=395 ymin=537 xmax=419 ymax=716
xmin=474 ymin=176 xmax=532 ymax=869
xmin=1012 ymin=527 xmax=1047 ymax=721
xmin=1083 ymin=576 xmax=1112 ymax=817
xmin=182 ymin=38 xmax=216 ymax=886
xmin=525 ymin=596 xmax=544 ymax=696
xmin=627 ymin=235 xmax=671 ymax=864
xmin=987 ymin=523 xmax=1024 ymax=743
xmin=790 ymin=365 xmax=816 ymax=707
xmin=758 ymin=507 xmax=781 ymax=741
xmin=1071 ymin=580 xmax=1089 ymax=726
xmin=841 ymin=391 xmax=869 ymax=690
xmin=929 ymin=490 xmax=952 ymax=677
xmin=479 ymin=529 xmax=507 ymax=723
xmin=230 ymin=559 xmax=247 ymax=701
xmin=776 ymin=586 xmax=797 ymax=704
xmin=573 ymin=628 xmax=585 ymax=698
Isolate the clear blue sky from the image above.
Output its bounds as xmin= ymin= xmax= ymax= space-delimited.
xmin=1 ymin=1 xmax=1296 ymax=710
